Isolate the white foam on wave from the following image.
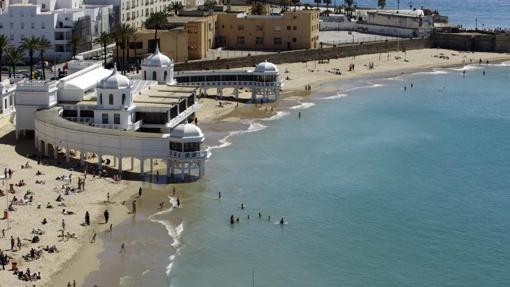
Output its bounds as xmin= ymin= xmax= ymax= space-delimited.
xmin=321 ymin=92 xmax=349 ymax=100
xmin=289 ymin=102 xmax=316 ymax=110
xmin=451 ymin=64 xmax=483 ymax=71
xmin=261 ymin=111 xmax=290 ymax=121
xmin=487 ymin=61 xmax=510 ymax=67
xmin=346 ymin=83 xmax=384 ymax=91
xmin=147 ymin=195 xmax=183 ymax=278
xmin=414 ymin=69 xmax=449 ymax=75
xmin=205 ymin=120 xmax=268 ymax=153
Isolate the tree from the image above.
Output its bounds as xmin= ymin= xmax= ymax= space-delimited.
xmin=303 ymin=3 xmax=311 ymax=10
xmin=167 ymin=1 xmax=184 ymax=15
xmin=6 ymin=46 xmax=24 ymax=79
xmin=0 ymin=35 xmax=9 ymax=82
xmin=69 ymin=37 xmax=80 ymax=59
xmin=344 ymin=0 xmax=354 ymax=15
xmin=120 ymin=23 xmax=136 ymax=74
xmin=252 ymin=2 xmax=264 ymax=15
xmin=37 ymin=37 xmax=51 ymax=80
xmin=314 ymin=0 xmax=321 ymax=10
xmin=20 ymin=36 xmax=40 ymax=80
xmin=324 ymin=0 xmax=331 ymax=11
xmin=94 ymin=32 xmax=113 ymax=67
xmin=111 ymin=25 xmax=123 ymax=68
xmin=145 ymin=11 xmax=168 ymax=42
xmin=378 ymin=0 xmax=385 ymax=9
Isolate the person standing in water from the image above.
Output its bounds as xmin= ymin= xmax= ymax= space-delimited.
xmin=218 ymin=192 xmax=222 ymax=199
xmin=230 ymin=215 xmax=235 ymax=225
xmin=280 ymin=218 xmax=285 ymax=225
xmin=298 ymin=112 xmax=301 ymax=119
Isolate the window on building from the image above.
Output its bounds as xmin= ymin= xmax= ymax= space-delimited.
xmin=164 ymin=71 xmax=167 ymax=81
xmin=42 ymin=3 xmax=46 ymax=9
xmin=293 ymin=37 xmax=297 ymax=42
xmin=109 ymin=94 xmax=114 ymax=105
xmin=102 ymin=113 xmax=108 ymax=124
xmin=99 ymin=93 xmax=103 ymax=104
xmin=42 ymin=23 xmax=45 ymax=29
xmin=122 ymin=94 xmax=126 ymax=105
xmin=114 ymin=114 xmax=120 ymax=124
xmin=256 ymin=25 xmax=263 ymax=31
xmin=287 ymin=26 xmax=291 ymax=30
xmin=274 ymin=26 xmax=282 ymax=31
xmin=31 ymin=23 xmax=35 ymax=29
xmin=255 ymin=37 xmax=264 ymax=45
xmin=144 ymin=71 xmax=146 ymax=80
xmin=237 ymin=25 xmax=244 ymax=31
xmin=236 ymin=36 xmax=245 ymax=45
xmin=152 ymin=71 xmax=157 ymax=80
xmin=293 ymin=26 xmax=297 ymax=30
xmin=273 ymin=37 xmax=282 ymax=45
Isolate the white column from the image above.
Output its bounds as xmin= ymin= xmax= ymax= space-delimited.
xmin=140 ymin=158 xmax=145 ymax=174
xmin=113 ymin=156 xmax=117 ymax=168
xmin=118 ymin=156 xmax=123 ymax=172
xmin=65 ymin=148 xmax=70 ymax=163
xmin=98 ymin=154 xmax=102 ymax=169
xmin=131 ymin=157 xmax=134 ymax=170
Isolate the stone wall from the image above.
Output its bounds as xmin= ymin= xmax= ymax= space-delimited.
xmin=175 ymin=38 xmax=431 ymax=71
xmin=432 ymin=32 xmax=510 ymax=53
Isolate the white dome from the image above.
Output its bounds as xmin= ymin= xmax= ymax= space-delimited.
xmin=144 ymin=44 xmax=172 ymax=67
xmin=170 ymin=123 xmax=204 ymax=140
xmin=97 ymin=65 xmax=130 ymax=89
xmin=255 ymin=61 xmax=278 ymax=73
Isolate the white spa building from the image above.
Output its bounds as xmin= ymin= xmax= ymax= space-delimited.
xmin=13 ymin=46 xmax=282 ymax=181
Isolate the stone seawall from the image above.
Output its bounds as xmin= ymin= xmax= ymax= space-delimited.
xmin=432 ymin=32 xmax=510 ymax=53
xmin=175 ymin=38 xmax=431 ymax=71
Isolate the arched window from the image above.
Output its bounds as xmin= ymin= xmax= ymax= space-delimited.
xmin=152 ymin=71 xmax=157 ymax=81
xmin=122 ymin=94 xmax=126 ymax=105
xmin=109 ymin=94 xmax=114 ymax=105
xmin=99 ymin=93 xmax=102 ymax=104
xmin=164 ymin=71 xmax=168 ymax=81
xmin=144 ymin=71 xmax=146 ymax=80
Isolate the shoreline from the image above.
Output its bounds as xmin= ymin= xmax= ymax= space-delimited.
xmin=43 ymin=48 xmax=510 ymax=286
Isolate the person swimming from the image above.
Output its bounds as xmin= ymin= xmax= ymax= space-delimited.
xmin=280 ymin=218 xmax=285 ymax=225
xmin=230 ymin=214 xmax=235 ymax=225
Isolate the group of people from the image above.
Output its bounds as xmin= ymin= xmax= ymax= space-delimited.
xmin=229 ymin=202 xmax=287 ymax=226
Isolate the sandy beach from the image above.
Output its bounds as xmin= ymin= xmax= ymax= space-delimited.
xmin=0 ymin=48 xmax=509 ymax=287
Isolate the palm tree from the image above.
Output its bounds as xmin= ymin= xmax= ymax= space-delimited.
xmin=166 ymin=1 xmax=184 ymax=15
xmin=69 ymin=37 xmax=80 ymax=59
xmin=20 ymin=36 xmax=40 ymax=80
xmin=111 ymin=25 xmax=123 ymax=68
xmin=6 ymin=46 xmax=24 ymax=79
xmin=314 ymin=0 xmax=321 ymax=9
xmin=94 ymin=32 xmax=113 ymax=67
xmin=145 ymin=11 xmax=168 ymax=42
xmin=0 ymin=35 xmax=9 ymax=82
xmin=121 ymin=23 xmax=136 ymax=74
xmin=130 ymin=33 xmax=140 ymax=73
xmin=252 ymin=2 xmax=264 ymax=15
xmin=344 ymin=0 xmax=354 ymax=15
xmin=37 ymin=37 xmax=51 ymax=80
xmin=378 ymin=0 xmax=385 ymax=9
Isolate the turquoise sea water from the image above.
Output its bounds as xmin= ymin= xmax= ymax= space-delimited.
xmin=304 ymin=0 xmax=510 ymax=28
xmin=169 ymin=64 xmax=510 ymax=287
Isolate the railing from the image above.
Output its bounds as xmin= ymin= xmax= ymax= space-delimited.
xmin=65 ymin=117 xmax=94 ymax=124
xmin=90 ymin=119 xmax=143 ymax=131
xmin=169 ymin=150 xmax=207 ymax=159
xmin=168 ymin=103 xmax=201 ymax=128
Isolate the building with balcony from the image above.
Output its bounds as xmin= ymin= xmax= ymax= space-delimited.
xmin=0 ymin=0 xmax=111 ymax=62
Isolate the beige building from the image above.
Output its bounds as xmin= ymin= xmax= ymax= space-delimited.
xmin=124 ymin=28 xmax=189 ymax=63
xmin=166 ymin=15 xmax=217 ymax=60
xmin=214 ymin=10 xmax=320 ymax=50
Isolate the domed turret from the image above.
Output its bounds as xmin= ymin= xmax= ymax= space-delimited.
xmin=97 ymin=64 xmax=131 ymax=89
xmin=141 ymin=43 xmax=175 ymax=85
xmin=255 ymin=61 xmax=279 ymax=73
xmin=169 ymin=123 xmax=204 ymax=142
xmin=144 ymin=44 xmax=173 ymax=67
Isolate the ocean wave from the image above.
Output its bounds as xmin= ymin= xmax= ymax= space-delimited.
xmin=148 ymin=196 xmax=182 ymax=277
xmin=289 ymin=102 xmax=316 ymax=110
xmin=321 ymin=93 xmax=349 ymax=100
xmin=261 ymin=111 xmax=290 ymax=121
xmin=206 ymin=120 xmax=268 ymax=153
xmin=413 ymin=69 xmax=449 ymax=75
xmin=345 ymin=83 xmax=384 ymax=91
xmin=451 ymin=64 xmax=483 ymax=71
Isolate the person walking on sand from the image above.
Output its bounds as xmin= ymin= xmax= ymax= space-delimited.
xmin=132 ymin=200 xmax=137 ymax=214
xmin=104 ymin=209 xmax=110 ymax=223
xmin=120 ymin=242 xmax=126 ymax=253
xmin=107 ymin=192 xmax=110 ymax=203
xmin=61 ymin=219 xmax=66 ymax=231
xmin=85 ymin=211 xmax=90 ymax=226
xmin=138 ymin=186 xmax=142 ymax=198
xmin=10 ymin=236 xmax=14 ymax=250
xmin=90 ymin=231 xmax=96 ymax=243
xmin=176 ymin=197 xmax=181 ymax=207
xmin=109 ymin=224 xmax=113 ymax=233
